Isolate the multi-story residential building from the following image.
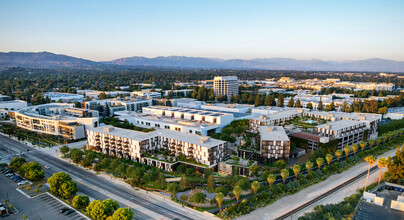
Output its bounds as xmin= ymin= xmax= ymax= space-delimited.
xmin=314 ymin=119 xmax=366 ymax=149
xmin=11 ymin=104 xmax=99 ymax=140
xmin=116 ymin=111 xmax=221 ymax=136
xmin=44 ymin=92 xmax=84 ymax=102
xmin=213 ymin=76 xmax=239 ymax=100
xmin=259 ymin=126 xmax=290 ymax=162
xmin=0 ymin=95 xmax=28 ymax=110
xmin=84 ymin=97 xmax=152 ymax=116
xmin=86 ymin=125 xmax=227 ymax=170
xmin=130 ymin=91 xmax=161 ymax=99
xmin=248 ymin=109 xmax=304 ymax=133
xmin=142 ymin=106 xmax=234 ymax=132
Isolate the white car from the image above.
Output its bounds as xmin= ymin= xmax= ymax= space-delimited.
xmin=17 ymin=181 xmax=26 ymax=185
xmin=6 ymin=173 xmax=14 ymax=177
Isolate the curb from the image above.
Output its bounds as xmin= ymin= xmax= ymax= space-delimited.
xmin=46 ymin=192 xmax=90 ymax=220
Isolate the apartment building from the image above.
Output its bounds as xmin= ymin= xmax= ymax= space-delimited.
xmin=314 ymin=119 xmax=366 ymax=149
xmin=213 ymin=76 xmax=239 ymax=100
xmin=84 ymin=97 xmax=152 ymax=116
xmin=86 ymin=125 xmax=227 ymax=170
xmin=130 ymin=91 xmax=161 ymax=99
xmin=12 ymin=104 xmax=99 ymax=140
xmin=260 ymin=126 xmax=290 ymax=162
xmin=249 ymin=109 xmax=304 ymax=133
xmin=142 ymin=106 xmax=234 ymax=132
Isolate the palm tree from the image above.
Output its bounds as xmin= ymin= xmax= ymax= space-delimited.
xmin=281 ymin=169 xmax=289 ymax=185
xmin=215 ymin=192 xmax=224 ymax=212
xmin=359 ymin=141 xmax=366 ymax=152
xmin=251 ymin=181 xmax=260 ymax=195
xmin=233 ymin=185 xmax=242 ymax=204
xmin=364 ymin=156 xmax=376 ymax=192
xmin=377 ymin=157 xmax=387 ymax=185
xmin=368 ymin=139 xmax=375 ymax=148
xmin=376 ymin=138 xmax=382 ymax=146
xmin=316 ymin=158 xmax=324 ymax=170
xmin=306 ymin=161 xmax=313 ymax=173
xmin=267 ymin=174 xmax=276 ymax=189
xmin=335 ymin=150 xmax=342 ymax=162
xmin=351 ymin=144 xmax=358 ymax=156
xmin=343 ymin=145 xmax=350 ymax=158
xmin=325 ymin=154 xmax=333 ymax=166
xmin=292 ymin=164 xmax=301 ymax=180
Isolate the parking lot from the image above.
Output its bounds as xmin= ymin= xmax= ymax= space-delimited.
xmin=0 ymin=169 xmax=87 ymax=220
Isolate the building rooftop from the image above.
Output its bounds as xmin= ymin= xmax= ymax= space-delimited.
xmin=260 ymin=126 xmax=290 ymax=141
xmin=316 ymin=119 xmax=365 ymax=131
xmin=89 ymin=125 xmax=227 ymax=148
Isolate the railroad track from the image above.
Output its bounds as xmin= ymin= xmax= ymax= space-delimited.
xmin=275 ymin=165 xmax=378 ymax=220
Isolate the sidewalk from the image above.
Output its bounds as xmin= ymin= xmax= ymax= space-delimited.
xmin=238 ymin=148 xmax=398 ymax=220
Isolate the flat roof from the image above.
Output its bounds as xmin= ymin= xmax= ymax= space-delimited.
xmin=89 ymin=125 xmax=227 ymax=148
xmin=259 ymin=126 xmax=290 ymax=141
xmin=316 ymin=119 xmax=365 ymax=130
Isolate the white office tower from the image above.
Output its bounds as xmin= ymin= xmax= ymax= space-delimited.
xmin=213 ymin=76 xmax=239 ymax=100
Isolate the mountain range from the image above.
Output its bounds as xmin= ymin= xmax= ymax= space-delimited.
xmin=1 ymin=51 xmax=404 ymax=72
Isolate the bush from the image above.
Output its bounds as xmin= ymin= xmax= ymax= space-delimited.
xmin=180 ymin=194 xmax=188 ymax=201
xmin=72 ymin=195 xmax=90 ymax=210
xmin=189 ymin=191 xmax=207 ymax=203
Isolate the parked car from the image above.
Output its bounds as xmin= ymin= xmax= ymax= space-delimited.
xmin=59 ymin=207 xmax=70 ymax=213
xmin=17 ymin=181 xmax=26 ymax=186
xmin=64 ymin=210 xmax=75 ymax=215
xmin=6 ymin=173 xmax=14 ymax=177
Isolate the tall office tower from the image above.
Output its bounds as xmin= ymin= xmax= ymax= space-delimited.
xmin=213 ymin=76 xmax=239 ymax=100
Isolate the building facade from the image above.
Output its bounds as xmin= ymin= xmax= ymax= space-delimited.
xmin=213 ymin=76 xmax=239 ymax=100
xmin=260 ymin=126 xmax=290 ymax=162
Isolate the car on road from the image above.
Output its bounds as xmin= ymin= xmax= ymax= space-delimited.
xmin=44 ymin=166 xmax=50 ymax=169
xmin=64 ymin=210 xmax=75 ymax=215
xmin=59 ymin=207 xmax=70 ymax=213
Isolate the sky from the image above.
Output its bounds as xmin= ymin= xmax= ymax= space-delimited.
xmin=0 ymin=0 xmax=404 ymax=61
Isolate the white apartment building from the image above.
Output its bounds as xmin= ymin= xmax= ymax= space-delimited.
xmin=249 ymin=109 xmax=305 ymax=133
xmin=213 ymin=76 xmax=239 ymax=100
xmin=11 ymin=103 xmax=99 ymax=140
xmin=142 ymin=106 xmax=234 ymax=132
xmin=260 ymin=126 xmax=290 ymax=162
xmin=86 ymin=126 xmax=227 ymax=169
xmin=131 ymin=91 xmax=161 ymax=99
xmin=84 ymin=98 xmax=152 ymax=116
xmin=314 ymin=119 xmax=367 ymax=149
xmin=201 ymin=103 xmax=252 ymax=113
xmin=44 ymin=92 xmax=84 ymax=102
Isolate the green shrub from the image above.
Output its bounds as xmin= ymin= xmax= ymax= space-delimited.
xmin=180 ymin=194 xmax=188 ymax=201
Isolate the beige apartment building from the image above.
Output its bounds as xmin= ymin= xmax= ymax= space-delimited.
xmin=260 ymin=126 xmax=290 ymax=162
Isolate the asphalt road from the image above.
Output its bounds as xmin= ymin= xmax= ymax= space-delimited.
xmin=0 ymin=135 xmax=200 ymax=220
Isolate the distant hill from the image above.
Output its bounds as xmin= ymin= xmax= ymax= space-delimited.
xmin=0 ymin=52 xmax=101 ymax=68
xmin=1 ymin=51 xmax=404 ymax=72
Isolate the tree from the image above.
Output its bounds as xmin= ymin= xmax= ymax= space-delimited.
xmin=72 ymin=195 xmax=90 ymax=210
xmin=325 ymin=154 xmax=333 ymax=166
xmin=306 ymin=161 xmax=313 ymax=173
xmin=368 ymin=140 xmax=375 ymax=148
xmin=343 ymin=145 xmax=350 ymax=158
xmin=47 ymin=172 xmax=77 ymax=199
xmin=281 ymin=169 xmax=289 ymax=184
xmin=306 ymin=102 xmax=313 ymax=109
xmin=20 ymin=161 xmax=44 ymax=181
xmin=103 ymin=199 xmax=119 ymax=216
xmin=109 ymin=207 xmax=134 ymax=220
xmin=295 ymin=99 xmax=302 ymax=108
xmin=287 ymin=97 xmax=295 ymax=107
xmin=351 ymin=144 xmax=358 ymax=155
xmin=87 ymin=200 xmax=108 ymax=220
xmin=335 ymin=150 xmax=342 ymax=162
xmin=93 ymin=163 xmax=102 ymax=172
xmin=251 ymin=181 xmax=260 ymax=195
xmin=359 ymin=141 xmax=366 ymax=152
xmin=274 ymin=159 xmax=287 ymax=169
xmin=167 ymin=182 xmax=180 ymax=198
xmin=70 ymin=148 xmax=84 ymax=164
xmin=180 ymin=174 xmax=188 ymax=190
xmin=364 ymin=156 xmax=376 ymax=192
xmin=207 ymin=175 xmax=215 ymax=192
xmin=215 ymin=192 xmax=224 ymax=212
xmin=317 ymin=98 xmax=323 ymax=111
xmin=9 ymin=157 xmax=26 ymax=171
xmin=277 ymin=93 xmax=284 ymax=107
xmin=292 ymin=165 xmax=301 ymax=180
xmin=157 ymin=172 xmax=167 ymax=189
xmin=386 ymin=145 xmax=404 ymax=182
xmin=267 ymin=174 xmax=276 ymax=189
xmin=236 ymin=178 xmax=250 ymax=191
xmin=377 ymin=157 xmax=387 ymax=185
xmin=233 ymin=185 xmax=242 ymax=204
xmin=249 ymin=163 xmax=260 ymax=177
xmin=60 ymin=145 xmax=70 ymax=156
xmin=316 ymin=158 xmax=324 ymax=170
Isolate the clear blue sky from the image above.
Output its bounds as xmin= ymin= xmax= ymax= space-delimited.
xmin=1 ymin=0 xmax=403 ymax=61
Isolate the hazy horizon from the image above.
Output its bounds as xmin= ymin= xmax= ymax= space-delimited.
xmin=1 ymin=0 xmax=403 ymax=61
